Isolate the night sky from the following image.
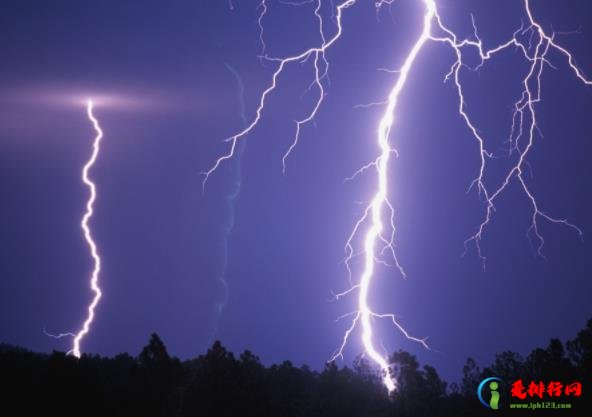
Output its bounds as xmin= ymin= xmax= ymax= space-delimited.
xmin=1 ymin=0 xmax=591 ymax=384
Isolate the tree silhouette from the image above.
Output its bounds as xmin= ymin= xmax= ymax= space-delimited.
xmin=139 ymin=333 xmax=170 ymax=366
xmin=460 ymin=357 xmax=481 ymax=396
xmin=390 ymin=351 xmax=447 ymax=417
xmin=567 ymin=318 xmax=592 ymax=374
xmin=1 ymin=319 xmax=590 ymax=416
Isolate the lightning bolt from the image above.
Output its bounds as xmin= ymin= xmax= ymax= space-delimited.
xmin=455 ymin=1 xmax=589 ymax=261
xmin=204 ymin=0 xmax=590 ymax=392
xmin=47 ymin=100 xmax=104 ymax=357
xmin=68 ymin=99 xmax=104 ymax=358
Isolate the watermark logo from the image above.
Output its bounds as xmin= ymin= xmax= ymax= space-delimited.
xmin=478 ymin=377 xmax=582 ymax=410
xmin=478 ymin=377 xmax=503 ymax=409
xmin=510 ymin=379 xmax=582 ymax=399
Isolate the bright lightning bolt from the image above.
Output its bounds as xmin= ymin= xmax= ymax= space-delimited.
xmin=205 ymin=0 xmax=590 ymax=392
xmin=333 ymin=0 xmax=437 ymax=393
xmin=64 ymin=99 xmax=104 ymax=358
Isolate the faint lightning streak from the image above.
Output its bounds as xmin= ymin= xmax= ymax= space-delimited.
xmin=69 ymin=99 xmax=104 ymax=358
xmin=280 ymin=0 xmax=316 ymax=5
xmin=257 ymin=1 xmax=268 ymax=56
xmin=43 ymin=328 xmax=76 ymax=339
xmin=211 ymin=64 xmax=249 ymax=337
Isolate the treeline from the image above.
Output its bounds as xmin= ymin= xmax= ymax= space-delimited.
xmin=1 ymin=319 xmax=590 ymax=417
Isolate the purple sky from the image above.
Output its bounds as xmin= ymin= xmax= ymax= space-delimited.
xmin=1 ymin=0 xmax=591 ymax=383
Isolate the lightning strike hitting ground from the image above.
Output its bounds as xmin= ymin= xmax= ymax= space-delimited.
xmin=51 ymin=99 xmax=104 ymax=359
xmin=205 ymin=0 xmax=590 ymax=392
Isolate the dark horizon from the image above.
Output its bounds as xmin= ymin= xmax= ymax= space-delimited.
xmin=2 ymin=314 xmax=591 ymax=383
xmin=2 ymin=317 xmax=591 ymax=415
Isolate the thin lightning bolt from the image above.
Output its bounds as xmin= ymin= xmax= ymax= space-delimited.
xmin=205 ymin=0 xmax=590 ymax=392
xmin=257 ymin=1 xmax=268 ymax=56
xmin=456 ymin=1 xmax=590 ymax=262
xmin=201 ymin=0 xmax=351 ymax=187
xmin=68 ymin=99 xmax=104 ymax=358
